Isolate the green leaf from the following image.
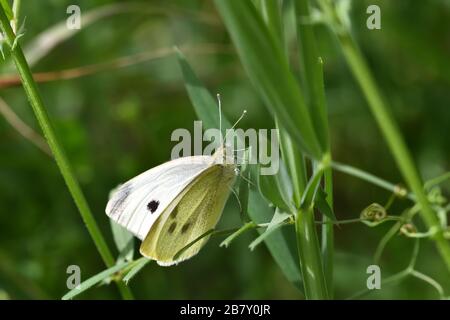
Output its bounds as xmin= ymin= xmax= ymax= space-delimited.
xmin=316 ymin=189 xmax=337 ymax=222
xmin=238 ymin=160 xmax=251 ymax=222
xmin=0 ymin=0 xmax=13 ymax=21
xmin=176 ymin=48 xmax=232 ymax=136
xmin=62 ymin=261 xmax=131 ymax=300
xmin=123 ymin=258 xmax=151 ymax=285
xmin=257 ymin=161 xmax=293 ymax=212
xmin=255 ymin=0 xmax=285 ymax=49
xmin=214 ymin=0 xmax=322 ymax=159
xmin=277 ymin=120 xmax=308 ymax=207
xmin=248 ymin=189 xmax=302 ymax=290
xmin=110 ymin=220 xmax=134 ymax=263
xmin=300 ymin=165 xmax=324 ymax=209
xmin=293 ymin=0 xmax=329 ymax=151
xmin=249 ymin=208 xmax=292 ymax=250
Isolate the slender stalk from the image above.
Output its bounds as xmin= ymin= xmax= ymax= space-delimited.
xmin=0 ymin=0 xmax=12 ymax=19
xmin=337 ymin=33 xmax=450 ymax=272
xmin=331 ymin=161 xmax=414 ymax=201
xmin=278 ymin=126 xmax=307 ymax=206
xmin=0 ymin=44 xmax=233 ymax=88
xmin=316 ymin=58 xmax=334 ymax=297
xmin=410 ymin=270 xmax=445 ymax=298
xmin=348 ymin=239 xmax=419 ymax=299
xmin=294 ymin=0 xmax=334 ymax=296
xmin=12 ymin=0 xmax=20 ymax=18
xmin=0 ymin=6 xmax=133 ymax=299
xmin=0 ymin=96 xmax=51 ymax=155
xmin=256 ymin=0 xmax=329 ymax=299
xmin=12 ymin=0 xmax=20 ymax=32
xmin=322 ymin=166 xmax=333 ymax=293
xmin=424 ymin=172 xmax=450 ymax=190
xmin=279 ymin=122 xmax=330 ymax=299
xmin=295 ymin=207 xmax=329 ymax=299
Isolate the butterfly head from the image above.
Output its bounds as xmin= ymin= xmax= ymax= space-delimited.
xmin=213 ymin=145 xmax=235 ymax=167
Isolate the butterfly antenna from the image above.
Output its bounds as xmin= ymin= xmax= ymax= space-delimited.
xmin=217 ymin=93 xmax=222 ymax=138
xmin=231 ymin=110 xmax=247 ymax=130
xmin=224 ymin=109 xmax=247 ymax=144
xmin=228 ymin=186 xmax=242 ymax=213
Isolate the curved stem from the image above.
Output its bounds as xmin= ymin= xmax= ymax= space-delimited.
xmin=315 ymin=0 xmax=450 ymax=272
xmin=0 ymin=6 xmax=133 ymax=299
xmin=337 ymin=33 xmax=450 ymax=272
xmin=410 ymin=270 xmax=445 ymax=299
xmin=348 ymin=240 xmax=420 ymax=299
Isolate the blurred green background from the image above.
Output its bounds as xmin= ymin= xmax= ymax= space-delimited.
xmin=0 ymin=0 xmax=449 ymax=299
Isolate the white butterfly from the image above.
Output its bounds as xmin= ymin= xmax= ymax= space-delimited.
xmin=106 ymin=95 xmax=244 ymax=266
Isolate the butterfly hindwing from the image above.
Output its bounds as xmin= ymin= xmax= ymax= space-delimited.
xmin=139 ymin=163 xmax=236 ymax=265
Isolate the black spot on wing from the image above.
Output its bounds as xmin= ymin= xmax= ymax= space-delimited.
xmin=168 ymin=222 xmax=177 ymax=234
xmin=147 ymin=200 xmax=160 ymax=213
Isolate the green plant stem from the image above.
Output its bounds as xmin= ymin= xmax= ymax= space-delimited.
xmin=294 ymin=0 xmax=334 ymax=296
xmin=295 ymin=207 xmax=329 ymax=299
xmin=257 ymin=0 xmax=330 ymax=299
xmin=424 ymin=172 xmax=450 ymax=190
xmin=349 ymin=240 xmax=445 ymax=300
xmin=0 ymin=0 xmax=12 ymax=19
xmin=331 ymin=161 xmax=414 ymax=201
xmin=374 ymin=205 xmax=420 ymax=263
xmin=316 ymin=58 xmax=334 ymax=296
xmin=278 ymin=118 xmax=329 ymax=299
xmin=0 ymin=6 xmax=133 ymax=299
xmin=337 ymin=33 xmax=450 ymax=272
xmin=12 ymin=0 xmax=20 ymax=18
xmin=349 ymin=239 xmax=419 ymax=299
xmin=322 ymin=166 xmax=333 ymax=293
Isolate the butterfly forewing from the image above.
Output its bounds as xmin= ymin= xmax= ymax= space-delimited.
xmin=106 ymin=156 xmax=212 ymax=240
xmin=140 ymin=163 xmax=236 ymax=265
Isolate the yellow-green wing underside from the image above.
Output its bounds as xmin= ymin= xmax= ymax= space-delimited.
xmin=140 ymin=164 xmax=235 ymax=266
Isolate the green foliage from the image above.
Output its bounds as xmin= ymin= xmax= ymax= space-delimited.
xmin=176 ymin=51 xmax=303 ymax=291
xmin=0 ymin=0 xmax=449 ymax=300
xmin=214 ymin=0 xmax=323 ymax=158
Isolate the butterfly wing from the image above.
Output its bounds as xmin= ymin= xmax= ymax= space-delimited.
xmin=139 ymin=163 xmax=236 ymax=266
xmin=106 ymin=156 xmax=212 ymax=240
